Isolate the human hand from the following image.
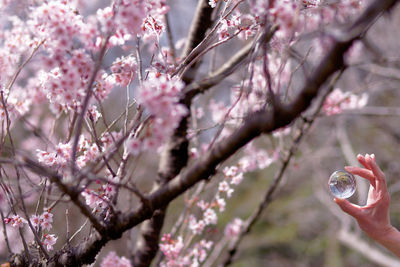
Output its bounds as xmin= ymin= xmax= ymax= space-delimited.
xmin=334 ymin=154 xmax=394 ymax=241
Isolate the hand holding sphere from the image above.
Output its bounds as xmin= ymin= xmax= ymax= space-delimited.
xmin=333 ymin=154 xmax=400 ymax=258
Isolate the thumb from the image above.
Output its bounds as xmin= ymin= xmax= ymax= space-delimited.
xmin=334 ymin=198 xmax=362 ymax=218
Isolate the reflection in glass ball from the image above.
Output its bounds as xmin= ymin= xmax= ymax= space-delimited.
xmin=329 ymin=170 xmax=356 ymax=199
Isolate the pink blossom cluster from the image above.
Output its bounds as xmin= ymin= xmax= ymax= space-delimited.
xmin=81 ymin=181 xmax=115 ymax=214
xmin=208 ymin=0 xmax=218 ymax=8
xmin=108 ymin=55 xmax=137 ymax=87
xmin=36 ymin=135 xmax=103 ymax=171
xmin=141 ymin=0 xmax=170 ymax=42
xmin=4 ymin=214 xmax=27 ymax=228
xmin=97 ymin=0 xmax=169 ymax=45
xmin=209 ymin=2 xmax=260 ymax=41
xmin=76 ymin=135 xmax=101 ymax=169
xmin=118 ymin=0 xmax=169 ymax=41
xmin=217 ymin=13 xmax=241 ymax=40
xmin=160 ymin=234 xmax=184 ymax=265
xmin=269 ymin=0 xmax=299 ymax=39
xmin=101 ymin=251 xmax=131 ymax=267
xmin=38 ymin=49 xmax=95 ymax=114
xmin=160 ymin=234 xmax=213 ymax=267
xmin=224 ymin=217 xmax=244 ymax=237
xmin=37 ymin=142 xmax=72 ymax=169
xmin=4 ymin=211 xmax=57 ymax=251
xmin=24 ymin=1 xmax=116 ymax=117
xmin=0 ymin=16 xmax=36 ymax=121
xmin=301 ymin=0 xmax=367 ymax=34
xmin=0 ymin=16 xmax=34 ymax=83
xmin=237 ymin=14 xmax=260 ymax=40
xmin=238 ymin=143 xmax=275 ymax=172
xmin=0 ymin=87 xmax=32 ymax=121
xmin=143 ymin=0 xmax=169 ymax=33
xmin=172 ymin=141 xmax=275 ymax=262
xmin=181 ymin=96 xmax=278 ymax=259
xmin=28 ymin=1 xmax=94 ymax=53
xmin=188 ymin=207 xmax=218 ymax=235
xmin=246 ymin=0 xmax=300 ymax=39
xmin=158 ymin=144 xmax=274 ymax=266
xmin=333 ymin=0 xmax=367 ymax=22
xmin=209 ymin=58 xmax=290 ymax=128
xmin=323 ymin=88 xmax=368 ymax=116
xmin=32 ymin=211 xmax=57 ymax=251
xmin=30 ymin=211 xmax=54 ymax=231
xmin=127 ymin=72 xmax=187 ymax=155
xmin=43 ymin=234 xmax=58 ymax=251
xmin=93 ymin=70 xmax=115 ymax=102
xmin=0 ymin=0 xmax=12 ymax=10
xmin=244 ymin=0 xmax=366 ymax=50
xmin=186 ymin=155 xmax=264 ymax=237
xmin=115 ymin=1 xmax=146 ymax=36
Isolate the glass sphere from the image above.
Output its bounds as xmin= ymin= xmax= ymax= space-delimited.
xmin=329 ymin=170 xmax=356 ymax=199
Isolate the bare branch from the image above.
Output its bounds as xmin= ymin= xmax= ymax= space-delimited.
xmin=22 ymin=158 xmax=106 ymax=234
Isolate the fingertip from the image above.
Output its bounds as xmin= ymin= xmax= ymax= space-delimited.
xmin=357 ymin=154 xmax=367 ymax=166
xmin=365 ymin=154 xmax=373 ymax=165
xmin=344 ymin=166 xmax=355 ymax=174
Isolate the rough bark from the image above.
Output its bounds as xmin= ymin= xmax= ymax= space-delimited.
xmin=131 ymin=1 xmax=214 ymax=266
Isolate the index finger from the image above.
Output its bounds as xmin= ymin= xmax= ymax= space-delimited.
xmin=344 ymin=165 xmax=376 ymax=188
xmin=367 ymin=154 xmax=388 ymax=194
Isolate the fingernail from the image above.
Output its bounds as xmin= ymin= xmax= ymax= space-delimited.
xmin=371 ymin=154 xmax=375 ymax=159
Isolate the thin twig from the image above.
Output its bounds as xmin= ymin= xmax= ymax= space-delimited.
xmin=6 ymin=39 xmax=44 ymax=94
xmin=71 ymin=35 xmax=111 ymax=173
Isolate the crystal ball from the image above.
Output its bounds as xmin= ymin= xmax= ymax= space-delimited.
xmin=329 ymin=170 xmax=356 ymax=199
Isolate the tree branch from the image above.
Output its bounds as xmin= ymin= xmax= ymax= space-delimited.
xmin=23 ymin=158 xmax=106 ymax=234
xmin=132 ymin=0 xmax=215 ymax=265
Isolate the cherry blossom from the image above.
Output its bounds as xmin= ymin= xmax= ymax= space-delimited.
xmin=323 ymin=88 xmax=368 ymax=116
xmin=159 ymin=235 xmax=185 ymax=264
xmin=224 ymin=218 xmax=244 ymax=237
xmin=6 ymin=215 xmax=27 ymax=228
xmin=30 ymin=215 xmax=41 ymax=228
xmin=218 ymin=181 xmax=234 ymax=198
xmin=159 ymin=234 xmax=213 ymax=267
xmin=208 ymin=0 xmax=217 ymax=8
xmin=101 ymin=251 xmax=132 ymax=267
xmin=43 ymin=234 xmax=57 ymax=251
xmin=126 ymin=71 xmax=188 ymax=154
xmin=109 ymin=55 xmax=137 ymax=87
